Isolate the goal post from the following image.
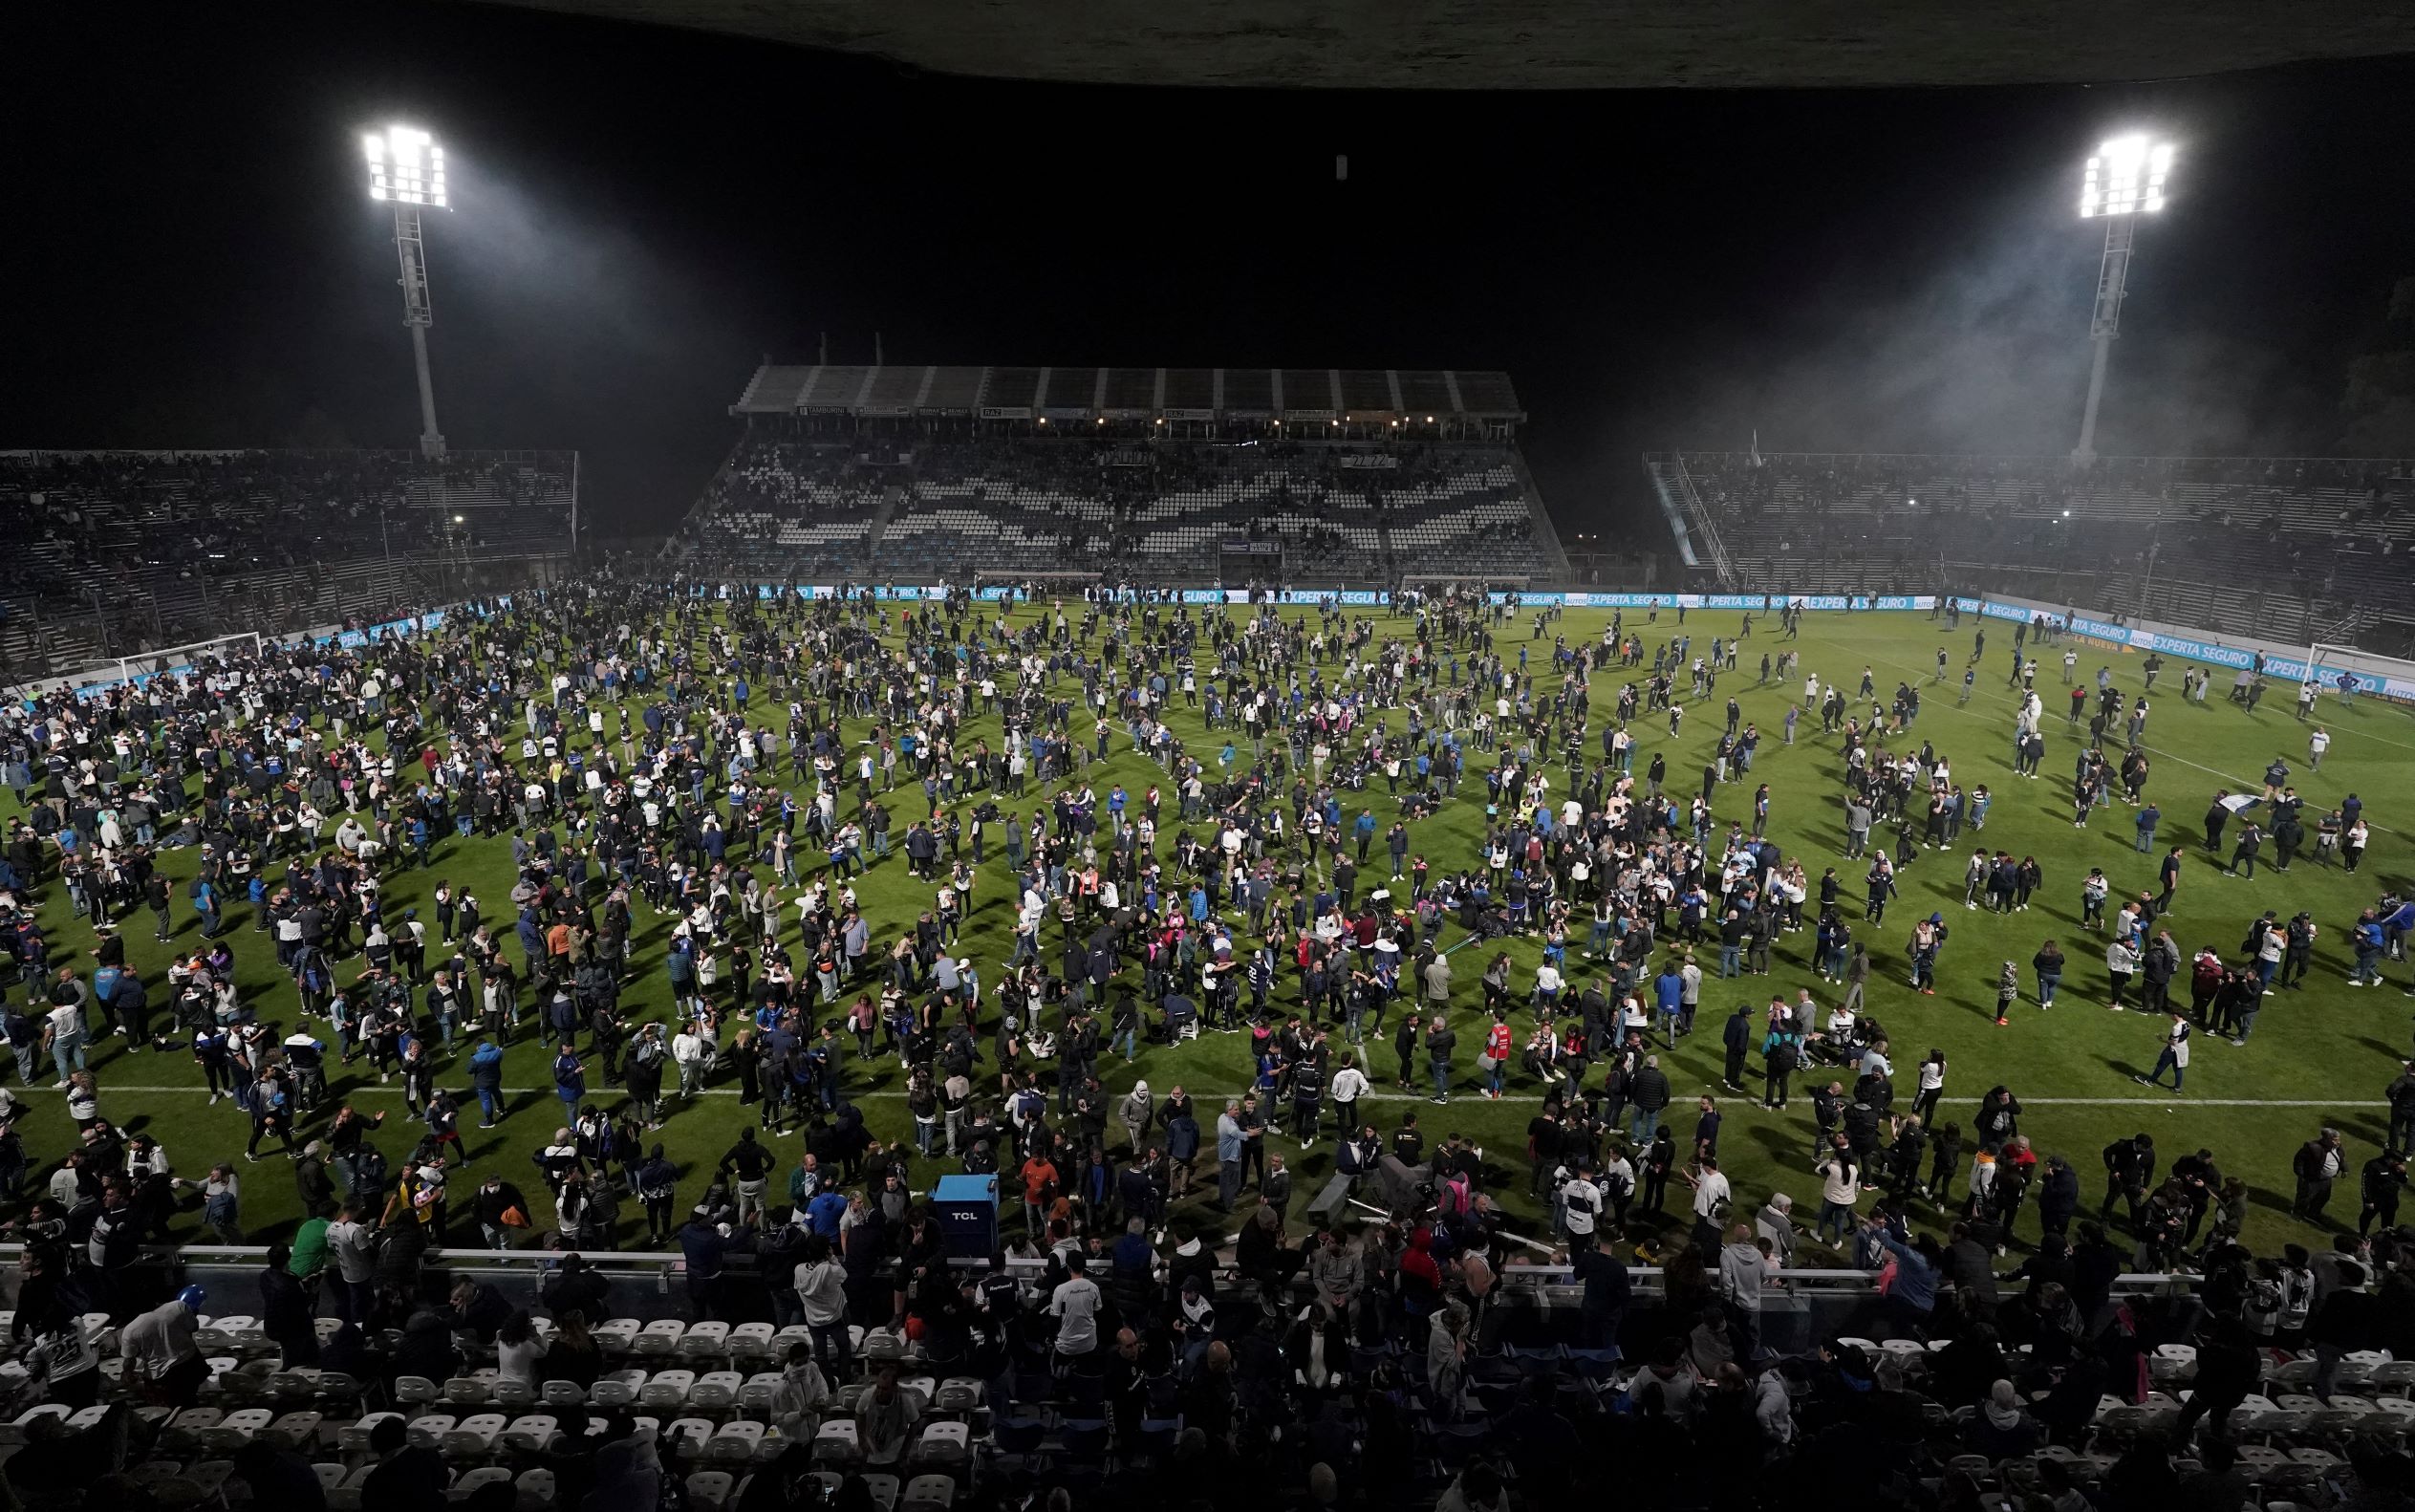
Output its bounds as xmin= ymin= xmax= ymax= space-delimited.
xmin=116 ymin=631 xmax=263 ymax=691
xmin=2300 ymin=641 xmax=2415 ymax=711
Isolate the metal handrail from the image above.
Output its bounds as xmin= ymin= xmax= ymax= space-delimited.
xmin=6 ymin=1244 xmax=2211 ymax=1302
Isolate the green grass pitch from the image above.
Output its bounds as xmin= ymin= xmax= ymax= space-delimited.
xmin=15 ymin=595 xmax=2412 ymax=1265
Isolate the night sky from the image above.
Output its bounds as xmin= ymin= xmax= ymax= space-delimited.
xmin=9 ymin=4 xmax=2415 ymax=539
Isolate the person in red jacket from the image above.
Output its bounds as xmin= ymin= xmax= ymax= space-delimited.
xmin=1482 ymin=1010 xmax=1515 ymax=1099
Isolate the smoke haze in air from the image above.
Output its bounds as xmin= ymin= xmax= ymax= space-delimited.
xmin=4 ymin=4 xmax=2410 ymax=538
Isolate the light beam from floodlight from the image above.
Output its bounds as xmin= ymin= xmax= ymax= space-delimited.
xmin=365 ymin=125 xmax=449 ymax=460
xmin=2072 ymin=134 xmax=2175 ymax=463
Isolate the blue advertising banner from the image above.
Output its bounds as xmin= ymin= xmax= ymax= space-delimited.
xmin=2131 ymin=629 xmax=2253 ymax=670
xmin=1530 ymin=592 xmax=1670 ymax=608
xmin=2067 ymin=615 xmax=2132 ymax=643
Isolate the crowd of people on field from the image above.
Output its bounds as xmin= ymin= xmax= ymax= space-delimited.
xmin=2 ymin=576 xmax=2413 ymax=1509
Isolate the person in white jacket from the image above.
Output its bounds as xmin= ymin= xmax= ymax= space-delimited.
xmin=794 ymin=1237 xmax=852 ymax=1377
xmin=2105 ymin=938 xmax=2141 ymax=1011
xmin=1329 ymin=1059 xmax=1369 ymax=1137
xmin=671 ymin=1025 xmax=715 ymax=1098
xmin=770 ymin=1339 xmax=831 ymax=1441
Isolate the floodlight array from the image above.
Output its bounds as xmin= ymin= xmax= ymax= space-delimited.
xmin=2081 ymin=135 xmax=2172 ymax=218
xmin=366 ymin=126 xmax=447 ymax=208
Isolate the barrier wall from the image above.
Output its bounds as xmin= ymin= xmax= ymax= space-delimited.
xmin=65 ymin=582 xmax=2406 ymax=709
xmin=1502 ymin=592 xmax=1935 ymax=612
xmin=1950 ymin=594 xmax=2415 ymax=702
xmin=56 ymin=608 xmax=460 ymax=702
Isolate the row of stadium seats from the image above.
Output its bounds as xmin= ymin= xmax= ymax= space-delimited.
xmin=22 ymin=1298 xmax=2415 ymax=1512
xmin=0 ymin=448 xmax=572 ymax=674
xmin=0 ymin=450 xmax=572 ymax=591
xmin=27 ymin=1407 xmax=960 ymax=1512
xmin=682 ymin=433 xmax=1565 ymax=583
xmin=1668 ymin=451 xmax=2415 ymax=634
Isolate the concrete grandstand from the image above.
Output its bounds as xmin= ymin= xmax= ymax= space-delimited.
xmin=678 ymin=363 xmax=1572 ymax=588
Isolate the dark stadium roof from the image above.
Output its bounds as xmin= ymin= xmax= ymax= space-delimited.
xmin=486 ymin=0 xmax=2415 ymax=89
xmin=730 ymin=364 xmax=1524 ymax=421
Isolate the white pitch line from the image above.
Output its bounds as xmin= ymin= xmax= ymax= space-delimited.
xmin=11 ymin=1084 xmax=2388 ymax=1110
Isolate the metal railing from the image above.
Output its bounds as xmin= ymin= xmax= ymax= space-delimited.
xmin=1668 ymin=453 xmax=1736 ymax=586
xmin=1647 ymin=448 xmax=2415 ymax=472
xmin=5 ymin=1242 xmax=2205 ymax=1302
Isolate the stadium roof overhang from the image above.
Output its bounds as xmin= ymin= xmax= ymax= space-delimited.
xmin=487 ymin=0 xmax=2414 ymax=88
xmin=730 ymin=365 xmax=1525 ymax=423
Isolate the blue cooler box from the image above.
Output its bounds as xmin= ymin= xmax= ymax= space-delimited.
xmin=932 ymin=1174 xmax=1001 ymax=1258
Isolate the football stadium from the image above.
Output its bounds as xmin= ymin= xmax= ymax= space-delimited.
xmin=7 ymin=6 xmax=2415 ymax=1509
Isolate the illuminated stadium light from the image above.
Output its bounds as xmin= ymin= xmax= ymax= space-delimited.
xmin=366 ymin=126 xmax=448 ymax=208
xmin=2080 ymin=134 xmax=2172 ymax=219
xmin=2072 ymin=133 xmax=2176 ymax=462
xmin=365 ymin=124 xmax=451 ymax=461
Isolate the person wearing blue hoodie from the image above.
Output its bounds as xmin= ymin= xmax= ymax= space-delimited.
xmin=678 ymin=1209 xmax=752 ymax=1321
xmin=1876 ymin=1223 xmax=1940 ymax=1336
xmin=468 ymin=1038 xmax=506 ymax=1128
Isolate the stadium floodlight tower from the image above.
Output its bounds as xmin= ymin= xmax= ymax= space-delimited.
xmin=365 ymin=124 xmax=450 ymax=460
xmin=2072 ymin=133 xmax=2174 ymax=464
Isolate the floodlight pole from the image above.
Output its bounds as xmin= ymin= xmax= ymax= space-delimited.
xmin=2073 ymin=214 xmax=2135 ymax=464
xmin=390 ymin=203 xmax=447 ymax=461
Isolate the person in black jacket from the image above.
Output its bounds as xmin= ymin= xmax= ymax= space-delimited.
xmin=2294 ymin=1129 xmax=2346 ymax=1223
xmin=2172 ymin=1313 xmax=2260 ymax=1443
xmin=1762 ymin=1031 xmax=1798 ymax=1111
xmin=2308 ymin=1262 xmax=2379 ymax=1400
xmin=1423 ymin=1016 xmax=1456 ymax=1105
xmin=1809 ymin=1082 xmax=1845 ymax=1161
xmin=258 ymin=1242 xmax=320 ymax=1368
xmin=2360 ymin=1153 xmax=2407 ymax=1238
xmin=1720 ymin=1004 xmax=1753 ymax=1092
xmin=2036 ymin=1155 xmax=2080 ymax=1242
xmin=2100 ymin=1134 xmax=2154 ymax=1229
xmin=392 ymin=1307 xmax=462 ymax=1384
xmin=1626 ymin=1055 xmax=1672 ymax=1146
xmin=2387 ymin=1062 xmax=2415 ymax=1157
xmin=472 ymin=1174 xmax=532 ymax=1251
xmin=539 ymin=1251 xmax=611 ymax=1321
xmin=449 ymin=1279 xmax=513 ymax=1344
xmin=719 ymin=1127 xmax=778 ymax=1227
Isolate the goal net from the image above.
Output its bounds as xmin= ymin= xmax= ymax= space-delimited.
xmin=116 ymin=631 xmax=263 ymax=692
xmin=2296 ymin=641 xmax=2415 ymax=710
